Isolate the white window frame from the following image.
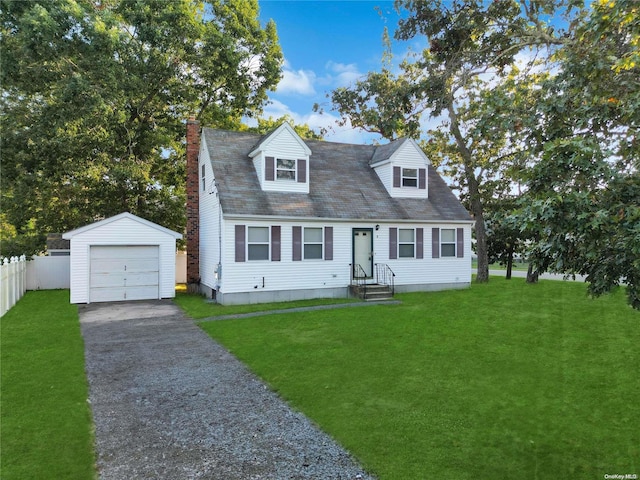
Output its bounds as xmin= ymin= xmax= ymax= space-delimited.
xmin=276 ymin=158 xmax=297 ymax=181
xmin=402 ymin=168 xmax=418 ymax=188
xmin=247 ymin=226 xmax=270 ymax=261
xmin=303 ymin=227 xmax=323 ymax=260
xmin=201 ymin=164 xmax=206 ymax=191
xmin=441 ymin=228 xmax=456 ymax=257
xmin=398 ymin=228 xmax=415 ymax=258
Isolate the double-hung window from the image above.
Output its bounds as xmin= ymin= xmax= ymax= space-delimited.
xmin=293 ymin=226 xmax=332 ymax=261
xmin=402 ymin=168 xmax=418 ymax=187
xmin=276 ymin=159 xmax=296 ymax=180
xmin=303 ymin=227 xmax=323 ymax=259
xmin=201 ymin=164 xmax=206 ymax=191
xmin=247 ymin=226 xmax=270 ymax=261
xmin=440 ymin=228 xmax=456 ymax=257
xmin=398 ymin=228 xmax=415 ymax=258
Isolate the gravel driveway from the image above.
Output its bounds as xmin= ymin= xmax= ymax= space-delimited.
xmin=79 ymin=300 xmax=373 ymax=480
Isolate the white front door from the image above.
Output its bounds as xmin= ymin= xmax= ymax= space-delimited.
xmin=353 ymin=229 xmax=373 ymax=278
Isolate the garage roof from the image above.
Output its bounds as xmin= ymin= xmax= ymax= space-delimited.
xmin=63 ymin=212 xmax=183 ymax=240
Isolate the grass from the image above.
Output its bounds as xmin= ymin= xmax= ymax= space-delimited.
xmin=174 ymin=292 xmax=358 ymax=318
xmin=194 ymin=278 xmax=640 ymax=479
xmin=0 ymin=290 xmax=95 ymax=480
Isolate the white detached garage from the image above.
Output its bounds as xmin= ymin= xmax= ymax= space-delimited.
xmin=63 ymin=213 xmax=182 ymax=303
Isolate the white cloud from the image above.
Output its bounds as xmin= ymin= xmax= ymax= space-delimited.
xmin=324 ymin=61 xmax=363 ymax=87
xmin=262 ymin=99 xmax=382 ymax=145
xmin=277 ymin=59 xmax=317 ymax=95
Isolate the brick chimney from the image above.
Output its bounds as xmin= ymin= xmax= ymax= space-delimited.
xmin=186 ymin=115 xmax=200 ymax=291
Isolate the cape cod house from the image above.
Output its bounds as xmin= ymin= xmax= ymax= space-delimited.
xmin=186 ymin=118 xmax=473 ymax=305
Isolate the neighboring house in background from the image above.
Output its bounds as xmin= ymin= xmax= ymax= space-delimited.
xmin=186 ymin=119 xmax=473 ymax=305
xmin=46 ymin=233 xmax=70 ymax=256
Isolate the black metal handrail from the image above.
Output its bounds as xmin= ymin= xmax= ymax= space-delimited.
xmin=350 ymin=263 xmax=368 ymax=298
xmin=375 ymin=263 xmax=396 ymax=296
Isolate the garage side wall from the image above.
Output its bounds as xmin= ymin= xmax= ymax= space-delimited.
xmin=69 ymin=217 xmax=178 ymax=303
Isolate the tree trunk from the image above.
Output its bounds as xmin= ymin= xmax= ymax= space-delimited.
xmin=447 ymin=100 xmax=489 ymax=283
xmin=470 ymin=178 xmax=489 ymax=283
xmin=526 ymin=263 xmax=539 ymax=283
xmin=506 ymin=250 xmax=513 ymax=280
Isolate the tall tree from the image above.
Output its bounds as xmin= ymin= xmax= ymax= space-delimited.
xmin=0 ymin=0 xmax=282 ymax=256
xmin=519 ymin=0 xmax=640 ymax=308
xmin=247 ymin=115 xmax=323 ymax=140
xmin=325 ymin=0 xmax=571 ymax=283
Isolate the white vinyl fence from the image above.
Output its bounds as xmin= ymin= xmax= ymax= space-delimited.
xmin=1 ymin=256 xmax=27 ymax=317
xmin=26 ymin=256 xmax=71 ymax=290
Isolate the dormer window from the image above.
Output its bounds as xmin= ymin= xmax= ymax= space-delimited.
xmin=248 ymin=122 xmax=311 ymax=193
xmin=393 ymin=166 xmax=426 ymax=190
xmin=402 ymin=168 xmax=418 ymax=187
xmin=277 ymin=159 xmax=296 ymax=180
xmin=264 ymin=156 xmax=307 ymax=184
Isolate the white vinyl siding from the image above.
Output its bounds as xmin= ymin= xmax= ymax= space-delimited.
xmin=199 ymin=138 xmax=221 ymax=289
xmin=383 ymin=224 xmax=471 ymax=287
xmin=206 ymin=220 xmax=471 ymax=301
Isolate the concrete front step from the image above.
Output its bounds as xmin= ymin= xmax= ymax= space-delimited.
xmin=350 ymin=283 xmax=394 ymax=301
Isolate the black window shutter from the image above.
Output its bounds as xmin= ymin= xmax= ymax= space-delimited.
xmin=393 ymin=166 xmax=401 ymax=188
xmin=298 ymin=159 xmax=307 ymax=183
xmin=271 ymin=226 xmax=281 ymax=261
xmin=416 ymin=228 xmax=424 ymax=259
xmin=389 ymin=227 xmax=397 ymax=260
xmin=432 ymin=228 xmax=440 ymax=258
xmin=265 ymin=156 xmax=275 ymax=181
xmin=418 ymin=168 xmax=426 ymax=190
xmin=235 ymin=225 xmax=245 ymax=262
xmin=324 ymin=226 xmax=333 ymax=260
xmin=457 ymin=228 xmax=464 ymax=258
xmin=292 ymin=226 xmax=302 ymax=261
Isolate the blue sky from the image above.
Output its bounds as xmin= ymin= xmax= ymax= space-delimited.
xmin=257 ymin=1 xmax=401 ymax=144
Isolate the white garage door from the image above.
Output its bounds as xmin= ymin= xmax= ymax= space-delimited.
xmin=89 ymin=246 xmax=159 ymax=302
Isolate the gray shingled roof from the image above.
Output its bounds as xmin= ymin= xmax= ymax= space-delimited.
xmin=202 ymin=128 xmax=472 ymax=222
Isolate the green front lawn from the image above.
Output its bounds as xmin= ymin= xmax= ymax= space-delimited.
xmin=174 ymin=292 xmax=358 ymax=318
xmin=196 ymin=278 xmax=639 ymax=479
xmin=0 ymin=290 xmax=95 ymax=480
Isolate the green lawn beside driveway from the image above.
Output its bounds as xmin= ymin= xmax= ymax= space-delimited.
xmin=0 ymin=290 xmax=95 ymax=480
xmin=194 ymin=278 xmax=639 ymax=479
